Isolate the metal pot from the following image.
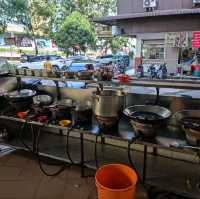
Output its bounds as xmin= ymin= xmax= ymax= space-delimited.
xmin=33 ymin=94 xmax=53 ymax=106
xmin=92 ymin=89 xmax=125 ymax=118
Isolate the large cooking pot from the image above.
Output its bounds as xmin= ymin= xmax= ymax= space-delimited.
xmin=123 ymin=105 xmax=171 ymax=138
xmin=174 ymin=110 xmax=200 ymax=146
xmin=92 ymin=89 xmax=125 ymax=118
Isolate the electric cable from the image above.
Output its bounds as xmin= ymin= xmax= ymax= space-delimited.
xmin=127 ymin=136 xmax=149 ymax=191
xmin=18 ymin=119 xmax=33 ymax=152
xmin=65 ymin=126 xmax=75 ymax=164
xmin=94 ymin=134 xmax=100 ymax=169
xmin=36 ymin=125 xmax=70 ymax=176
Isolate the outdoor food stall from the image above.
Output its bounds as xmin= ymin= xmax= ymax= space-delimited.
xmin=0 ymin=69 xmax=200 ymax=198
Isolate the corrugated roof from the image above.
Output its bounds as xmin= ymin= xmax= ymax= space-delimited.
xmin=94 ymin=8 xmax=200 ymax=24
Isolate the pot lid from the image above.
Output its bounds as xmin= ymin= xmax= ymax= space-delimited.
xmin=8 ymin=89 xmax=36 ymax=98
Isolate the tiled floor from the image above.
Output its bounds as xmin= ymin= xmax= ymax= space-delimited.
xmin=0 ymin=149 xmax=148 ymax=199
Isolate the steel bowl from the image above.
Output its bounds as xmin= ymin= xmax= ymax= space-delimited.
xmin=33 ymin=94 xmax=53 ymax=106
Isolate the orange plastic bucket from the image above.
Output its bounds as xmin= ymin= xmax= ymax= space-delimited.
xmin=95 ymin=164 xmax=138 ymax=199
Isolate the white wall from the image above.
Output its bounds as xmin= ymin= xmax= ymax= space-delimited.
xmin=136 ymin=33 xmax=180 ymax=73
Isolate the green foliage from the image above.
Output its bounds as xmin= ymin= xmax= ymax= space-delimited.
xmin=12 ymin=0 xmax=55 ymax=35
xmin=100 ymin=37 xmax=129 ymax=54
xmin=0 ymin=0 xmax=19 ymax=33
xmin=8 ymin=0 xmax=56 ymax=54
xmin=55 ymin=11 xmax=96 ymax=54
xmin=0 ymin=0 xmax=118 ymax=54
xmin=74 ymin=0 xmax=116 ymax=18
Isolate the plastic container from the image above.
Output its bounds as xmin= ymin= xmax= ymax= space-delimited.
xmin=192 ymin=65 xmax=200 ymax=77
xmin=95 ymin=164 xmax=138 ymax=199
xmin=59 ymin=120 xmax=71 ymax=127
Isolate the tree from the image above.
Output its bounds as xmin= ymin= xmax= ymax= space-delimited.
xmin=49 ymin=0 xmax=75 ymax=34
xmin=54 ymin=11 xmax=96 ymax=55
xmin=74 ymin=0 xmax=117 ymax=18
xmin=51 ymin=0 xmax=116 ymax=21
xmin=0 ymin=0 xmax=19 ymax=33
xmin=99 ymin=37 xmax=129 ymax=54
xmin=9 ymin=0 xmax=55 ymax=54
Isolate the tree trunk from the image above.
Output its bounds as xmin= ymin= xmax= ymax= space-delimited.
xmin=32 ymin=36 xmax=38 ymax=55
xmin=30 ymin=27 xmax=38 ymax=55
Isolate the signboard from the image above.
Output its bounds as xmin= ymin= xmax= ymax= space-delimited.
xmin=165 ymin=32 xmax=188 ymax=48
xmin=135 ymin=57 xmax=142 ymax=68
xmin=192 ymin=32 xmax=200 ymax=49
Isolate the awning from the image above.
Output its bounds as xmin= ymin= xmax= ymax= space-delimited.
xmin=94 ymin=8 xmax=200 ymax=25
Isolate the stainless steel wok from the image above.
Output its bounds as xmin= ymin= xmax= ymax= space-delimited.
xmin=123 ymin=105 xmax=171 ymax=138
xmin=174 ymin=110 xmax=200 ymax=146
xmin=123 ymin=105 xmax=171 ymax=124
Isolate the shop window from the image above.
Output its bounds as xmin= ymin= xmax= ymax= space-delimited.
xmin=142 ymin=43 xmax=165 ymax=60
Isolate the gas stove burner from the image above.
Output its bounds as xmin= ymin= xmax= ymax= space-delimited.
xmin=130 ymin=120 xmax=159 ymax=139
xmin=96 ymin=116 xmax=119 ymax=135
